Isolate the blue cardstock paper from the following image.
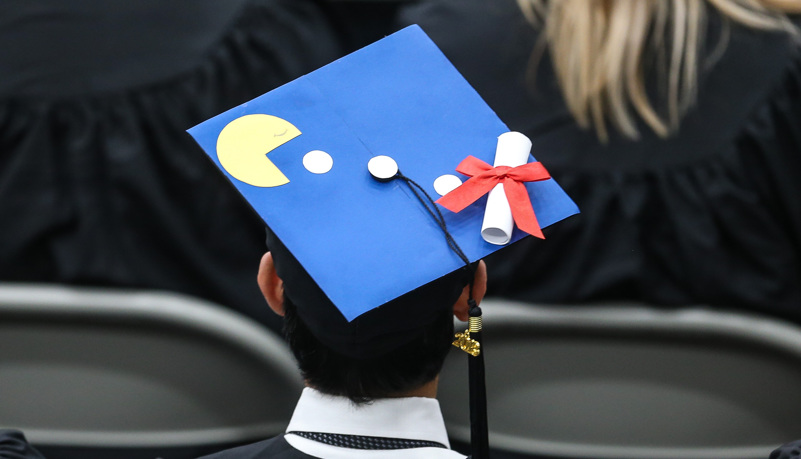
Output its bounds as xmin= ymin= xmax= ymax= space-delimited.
xmin=188 ymin=25 xmax=579 ymax=321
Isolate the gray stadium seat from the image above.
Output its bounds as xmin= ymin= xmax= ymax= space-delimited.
xmin=0 ymin=283 xmax=302 ymax=456
xmin=439 ymin=299 xmax=801 ymax=459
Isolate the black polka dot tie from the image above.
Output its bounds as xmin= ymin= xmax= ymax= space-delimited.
xmin=287 ymin=431 xmax=447 ymax=450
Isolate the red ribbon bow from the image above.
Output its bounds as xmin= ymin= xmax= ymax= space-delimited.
xmin=436 ymin=155 xmax=551 ymax=239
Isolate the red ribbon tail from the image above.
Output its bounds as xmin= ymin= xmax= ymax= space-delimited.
xmin=504 ymin=179 xmax=545 ymax=239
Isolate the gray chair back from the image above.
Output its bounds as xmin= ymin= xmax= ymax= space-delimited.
xmin=0 ymin=283 xmax=302 ymax=453
xmin=439 ymin=299 xmax=801 ymax=459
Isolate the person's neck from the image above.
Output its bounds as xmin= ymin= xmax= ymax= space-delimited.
xmin=305 ymin=377 xmax=439 ymax=400
xmin=396 ymin=377 xmax=438 ymax=399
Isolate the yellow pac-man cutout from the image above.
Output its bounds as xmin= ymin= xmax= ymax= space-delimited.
xmin=216 ymin=114 xmax=301 ymax=187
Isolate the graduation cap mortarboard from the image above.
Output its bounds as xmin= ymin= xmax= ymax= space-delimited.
xmin=188 ymin=24 xmax=578 ymax=458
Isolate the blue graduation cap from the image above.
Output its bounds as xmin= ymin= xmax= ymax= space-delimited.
xmin=188 ymin=24 xmax=577 ymax=332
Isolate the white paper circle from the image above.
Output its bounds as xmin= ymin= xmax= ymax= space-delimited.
xmin=433 ymin=174 xmax=463 ymax=196
xmin=303 ymin=150 xmax=333 ymax=174
xmin=368 ymin=155 xmax=398 ymax=181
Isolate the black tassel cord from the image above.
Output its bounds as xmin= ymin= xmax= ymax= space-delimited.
xmin=395 ymin=172 xmax=490 ymax=459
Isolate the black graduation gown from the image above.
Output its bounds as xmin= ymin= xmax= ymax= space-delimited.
xmin=0 ymin=431 xmax=315 ymax=459
xmin=0 ymin=0 xmax=344 ymax=331
xmin=199 ymin=435 xmax=320 ymax=459
xmin=0 ymin=430 xmax=45 ymax=459
xmin=771 ymin=439 xmax=801 ymax=459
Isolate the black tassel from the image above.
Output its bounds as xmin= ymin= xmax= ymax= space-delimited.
xmin=388 ymin=171 xmax=490 ymax=458
xmin=468 ymin=301 xmax=490 ymax=459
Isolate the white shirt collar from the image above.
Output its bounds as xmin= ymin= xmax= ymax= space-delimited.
xmin=286 ymin=387 xmax=452 ymax=448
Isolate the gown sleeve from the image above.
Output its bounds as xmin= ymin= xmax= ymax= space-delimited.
xmin=770 ymin=439 xmax=801 ymax=459
xmin=0 ymin=431 xmax=45 ymax=459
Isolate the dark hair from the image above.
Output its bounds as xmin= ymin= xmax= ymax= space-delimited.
xmin=282 ymin=292 xmax=455 ymax=404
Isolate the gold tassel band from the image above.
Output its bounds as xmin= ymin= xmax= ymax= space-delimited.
xmin=469 ymin=316 xmax=482 ymax=333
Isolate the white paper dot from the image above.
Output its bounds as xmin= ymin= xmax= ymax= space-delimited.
xmin=433 ymin=174 xmax=463 ymax=196
xmin=368 ymin=155 xmax=398 ymax=181
xmin=303 ymin=150 xmax=333 ymax=174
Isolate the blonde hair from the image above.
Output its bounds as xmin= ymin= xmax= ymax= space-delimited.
xmin=517 ymin=0 xmax=800 ymax=141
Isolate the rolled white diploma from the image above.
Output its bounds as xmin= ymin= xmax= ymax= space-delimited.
xmin=481 ymin=131 xmax=533 ymax=245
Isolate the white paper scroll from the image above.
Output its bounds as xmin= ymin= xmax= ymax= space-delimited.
xmin=481 ymin=131 xmax=532 ymax=245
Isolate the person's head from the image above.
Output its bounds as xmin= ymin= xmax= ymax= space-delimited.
xmin=257 ymin=236 xmax=487 ymax=403
xmin=517 ymin=0 xmax=800 ymax=141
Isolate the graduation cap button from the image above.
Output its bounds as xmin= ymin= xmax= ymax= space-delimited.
xmin=368 ymin=155 xmax=399 ymax=182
